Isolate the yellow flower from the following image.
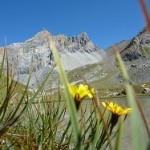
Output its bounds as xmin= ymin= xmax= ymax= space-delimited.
xmin=102 ymin=101 xmax=132 ymax=133
xmin=102 ymin=101 xmax=132 ymax=116
xmin=69 ymin=84 xmax=94 ymax=102
xmin=69 ymin=84 xmax=94 ymax=109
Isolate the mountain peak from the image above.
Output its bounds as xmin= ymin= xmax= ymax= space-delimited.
xmin=77 ymin=32 xmax=89 ymax=41
xmin=0 ymin=30 xmax=105 ymax=86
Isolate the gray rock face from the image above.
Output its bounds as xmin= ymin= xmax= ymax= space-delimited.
xmin=105 ymin=27 xmax=150 ymax=84
xmin=122 ymin=51 xmax=143 ymax=61
xmin=0 ymin=31 xmax=105 ymax=86
xmin=53 ymin=32 xmax=105 ymax=70
xmin=120 ymin=27 xmax=150 ymax=61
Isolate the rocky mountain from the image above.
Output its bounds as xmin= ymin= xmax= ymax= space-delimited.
xmin=101 ymin=27 xmax=150 ymax=84
xmin=67 ymin=27 xmax=150 ymax=96
xmin=120 ymin=27 xmax=150 ymax=61
xmin=102 ymin=27 xmax=150 ymax=95
xmin=105 ymin=40 xmax=130 ymax=57
xmin=0 ymin=31 xmax=105 ymax=86
xmin=53 ymin=32 xmax=105 ymax=70
xmin=118 ymin=27 xmax=150 ymax=83
xmin=0 ymin=27 xmax=149 ymax=94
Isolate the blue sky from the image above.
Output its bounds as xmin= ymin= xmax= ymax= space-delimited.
xmin=0 ymin=0 xmax=148 ymax=49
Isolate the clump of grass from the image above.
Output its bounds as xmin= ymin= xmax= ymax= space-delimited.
xmin=0 ymin=47 xmax=55 ymax=149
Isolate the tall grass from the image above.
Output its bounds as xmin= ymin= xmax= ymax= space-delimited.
xmin=116 ymin=51 xmax=145 ymax=150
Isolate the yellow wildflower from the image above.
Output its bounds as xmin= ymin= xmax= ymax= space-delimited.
xmin=69 ymin=84 xmax=94 ymax=109
xmin=102 ymin=101 xmax=132 ymax=116
xmin=102 ymin=101 xmax=132 ymax=132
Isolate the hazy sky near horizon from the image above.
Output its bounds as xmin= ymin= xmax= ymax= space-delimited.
xmin=0 ymin=0 xmax=148 ymax=49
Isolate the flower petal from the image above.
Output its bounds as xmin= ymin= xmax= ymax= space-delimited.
xmin=69 ymin=84 xmax=77 ymax=98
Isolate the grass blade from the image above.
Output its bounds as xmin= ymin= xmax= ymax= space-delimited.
xmin=45 ymin=31 xmax=81 ymax=148
xmin=116 ymin=51 xmax=144 ymax=150
xmin=114 ymin=117 xmax=123 ymax=150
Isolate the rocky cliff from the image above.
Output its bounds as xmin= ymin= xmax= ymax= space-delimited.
xmin=0 ymin=31 xmax=105 ymax=86
xmin=120 ymin=27 xmax=150 ymax=61
xmin=53 ymin=32 xmax=105 ymax=70
xmin=105 ymin=27 xmax=150 ymax=84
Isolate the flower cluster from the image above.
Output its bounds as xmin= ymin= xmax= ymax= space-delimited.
xmin=66 ymin=83 xmax=133 ymax=146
